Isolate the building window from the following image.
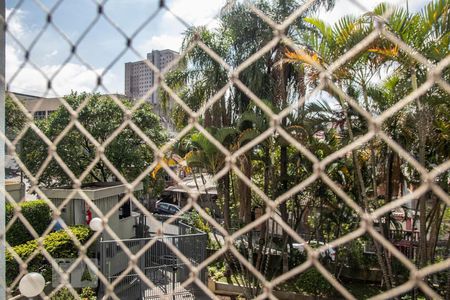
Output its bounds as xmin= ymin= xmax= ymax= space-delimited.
xmin=34 ymin=111 xmax=46 ymax=119
xmin=118 ymin=196 xmax=131 ymax=219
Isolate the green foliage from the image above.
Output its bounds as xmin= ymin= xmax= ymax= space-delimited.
xmin=341 ymin=239 xmax=378 ymax=270
xmin=51 ymin=287 xmax=96 ymax=300
xmin=5 ymin=95 xmax=26 ymax=138
xmin=400 ymin=295 xmax=427 ymax=300
xmin=5 ymin=200 xmax=52 ymax=246
xmin=80 ymin=287 xmax=96 ymax=299
xmin=184 ymin=209 xmax=211 ymax=234
xmin=20 ymin=92 xmax=168 ymax=187
xmin=208 ymin=264 xmax=226 ymax=281
xmin=431 ymin=257 xmax=449 ymax=298
xmin=293 ymin=268 xmax=334 ymax=296
xmin=440 ymin=207 xmax=450 ymax=239
xmin=346 ymin=240 xmax=367 ymax=270
xmin=182 ymin=209 xmax=222 ymax=249
xmin=288 ymin=249 xmax=307 ymax=269
xmin=6 ymin=226 xmax=93 ymax=285
xmin=50 ymin=288 xmax=74 ymax=300
xmin=187 ymin=127 xmax=237 ymax=173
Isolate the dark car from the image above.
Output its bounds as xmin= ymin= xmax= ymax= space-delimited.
xmin=155 ymin=201 xmax=181 ymax=215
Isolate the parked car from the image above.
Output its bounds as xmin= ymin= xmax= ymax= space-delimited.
xmin=291 ymin=240 xmax=336 ymax=262
xmin=155 ymin=201 xmax=181 ymax=215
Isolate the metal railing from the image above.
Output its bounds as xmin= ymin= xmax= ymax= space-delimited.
xmin=99 ymin=233 xmax=207 ymax=299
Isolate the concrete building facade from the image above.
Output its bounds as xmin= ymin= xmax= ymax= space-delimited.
xmin=10 ymin=92 xmax=128 ymax=120
xmin=12 ymin=92 xmax=61 ymax=120
xmin=43 ymin=182 xmax=144 ymax=240
xmin=124 ymin=49 xmax=179 ymax=105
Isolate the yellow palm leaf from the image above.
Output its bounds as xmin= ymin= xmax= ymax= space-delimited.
xmin=151 ymin=163 xmax=163 ymax=179
xmin=368 ymin=45 xmax=399 ymax=57
xmin=285 ymin=49 xmax=322 ymax=66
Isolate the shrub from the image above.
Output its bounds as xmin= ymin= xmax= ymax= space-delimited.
xmin=50 ymin=288 xmax=74 ymax=300
xmin=5 ymin=200 xmax=52 ymax=246
xmin=293 ymin=268 xmax=334 ymax=296
xmin=182 ymin=209 xmax=218 ymax=247
xmin=289 ymin=249 xmax=307 ymax=269
xmin=80 ymin=287 xmax=96 ymax=299
xmin=208 ymin=265 xmax=226 ymax=281
xmin=340 ymin=239 xmax=378 ymax=270
xmin=6 ymin=226 xmax=93 ymax=286
xmin=51 ymin=287 xmax=96 ymax=300
xmin=184 ymin=209 xmax=212 ymax=234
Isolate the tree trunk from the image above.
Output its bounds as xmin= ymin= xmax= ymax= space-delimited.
xmin=204 ymin=109 xmax=212 ymax=127
xmin=237 ymin=154 xmax=252 ymax=224
xmin=346 ymin=83 xmax=395 ymax=289
xmin=220 ymin=97 xmax=230 ymax=127
xmin=256 ymin=145 xmax=271 ymax=278
xmin=280 ymin=143 xmax=289 ymax=273
xmin=264 ymin=146 xmax=271 ymax=196
xmin=412 ymin=69 xmax=428 ymax=268
xmin=221 ymin=173 xmax=232 ymax=230
xmin=384 ymin=150 xmax=396 ymax=288
xmin=428 ymin=200 xmax=445 ymax=263
xmin=445 ymin=233 xmax=450 ymax=300
xmin=362 ymin=84 xmax=396 ymax=289
xmin=235 ymin=152 xmax=253 ymax=296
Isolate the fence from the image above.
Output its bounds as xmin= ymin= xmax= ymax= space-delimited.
xmin=1 ymin=0 xmax=450 ymax=299
xmin=99 ymin=228 xmax=207 ymax=299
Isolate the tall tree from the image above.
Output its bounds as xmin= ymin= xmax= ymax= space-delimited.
xmin=20 ymin=93 xmax=167 ymax=187
xmin=5 ymin=95 xmax=26 ymax=139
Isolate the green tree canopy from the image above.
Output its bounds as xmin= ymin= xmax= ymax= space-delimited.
xmin=5 ymin=95 xmax=26 ymax=138
xmin=20 ymin=93 xmax=167 ymax=187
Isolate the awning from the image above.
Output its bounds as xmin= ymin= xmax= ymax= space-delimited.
xmin=164 ymin=174 xmax=218 ymax=195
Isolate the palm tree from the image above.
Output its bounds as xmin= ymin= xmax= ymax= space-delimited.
xmin=284 ymin=1 xmax=449 ymax=294
xmin=160 ymin=26 xmax=231 ymax=129
xmin=185 ymin=127 xmax=237 ymax=229
xmin=282 ymin=8 xmax=403 ymax=289
xmin=369 ymin=1 xmax=449 ymax=271
xmin=165 ymin=0 xmax=347 ymax=296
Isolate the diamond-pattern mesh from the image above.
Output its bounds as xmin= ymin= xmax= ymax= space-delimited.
xmin=1 ymin=0 xmax=450 ymax=299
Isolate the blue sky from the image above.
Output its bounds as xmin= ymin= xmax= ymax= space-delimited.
xmin=5 ymin=0 xmax=427 ymax=97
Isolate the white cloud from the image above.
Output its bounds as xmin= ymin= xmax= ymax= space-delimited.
xmin=7 ymin=51 xmax=117 ymax=97
xmin=164 ymin=0 xmax=226 ymax=27
xmin=46 ymin=50 xmax=58 ymax=58
xmin=5 ymin=9 xmax=116 ymax=96
xmin=137 ymin=0 xmax=226 ymax=55
xmin=316 ymin=0 xmax=410 ymax=25
xmin=138 ymin=34 xmax=183 ymax=54
xmin=5 ymin=8 xmax=26 ymax=38
xmin=6 ymin=0 xmax=429 ymax=97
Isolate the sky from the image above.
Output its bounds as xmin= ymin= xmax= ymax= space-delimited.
xmin=5 ymin=0 xmax=427 ymax=97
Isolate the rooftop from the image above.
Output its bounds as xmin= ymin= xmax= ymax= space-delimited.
xmin=42 ymin=181 xmax=143 ymax=200
xmin=165 ymin=173 xmax=217 ymax=195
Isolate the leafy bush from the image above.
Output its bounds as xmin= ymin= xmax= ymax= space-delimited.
xmin=6 ymin=226 xmax=93 ymax=285
xmin=342 ymin=239 xmax=378 ymax=270
xmin=208 ymin=264 xmax=226 ymax=281
xmin=51 ymin=287 xmax=96 ymax=300
xmin=293 ymin=268 xmax=334 ymax=296
xmin=289 ymin=249 xmax=307 ymax=269
xmin=80 ymin=287 xmax=96 ymax=299
xmin=184 ymin=209 xmax=212 ymax=234
xmin=182 ymin=209 xmax=219 ymax=248
xmin=5 ymin=200 xmax=52 ymax=246
xmin=50 ymin=288 xmax=73 ymax=300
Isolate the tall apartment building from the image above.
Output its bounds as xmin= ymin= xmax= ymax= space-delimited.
xmin=124 ymin=49 xmax=179 ymax=104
